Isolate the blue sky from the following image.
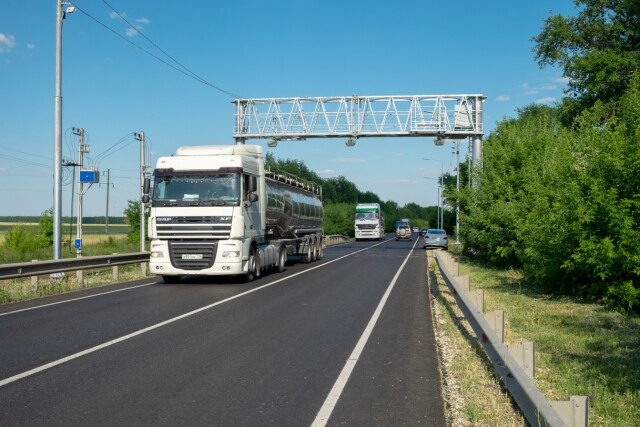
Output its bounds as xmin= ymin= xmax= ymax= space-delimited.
xmin=0 ymin=0 xmax=576 ymax=217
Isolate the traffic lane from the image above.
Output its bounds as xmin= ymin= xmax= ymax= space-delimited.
xmin=0 ymin=242 xmax=372 ymax=380
xmin=329 ymin=246 xmax=446 ymax=426
xmin=0 ymin=276 xmax=258 ymax=379
xmin=0 ymin=239 xmax=413 ymax=425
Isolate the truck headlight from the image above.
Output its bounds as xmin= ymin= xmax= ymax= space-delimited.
xmin=150 ymin=251 xmax=164 ymax=258
xmin=222 ymin=251 xmax=241 ymax=258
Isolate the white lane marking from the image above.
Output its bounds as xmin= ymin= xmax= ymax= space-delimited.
xmin=0 ymin=239 xmax=394 ymax=388
xmin=312 ymin=238 xmax=419 ymax=426
xmin=0 ymin=282 xmax=157 ymax=317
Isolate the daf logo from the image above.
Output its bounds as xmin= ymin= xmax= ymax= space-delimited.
xmin=157 ymin=217 xmax=173 ymax=222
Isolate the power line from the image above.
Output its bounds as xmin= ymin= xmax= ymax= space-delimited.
xmin=73 ymin=2 xmax=243 ymax=98
xmin=0 ymin=154 xmax=50 ymax=169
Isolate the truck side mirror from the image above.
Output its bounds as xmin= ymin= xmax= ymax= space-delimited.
xmin=248 ymin=176 xmax=257 ymax=192
xmin=143 ymin=177 xmax=151 ymax=195
xmin=249 ymin=193 xmax=258 ymax=202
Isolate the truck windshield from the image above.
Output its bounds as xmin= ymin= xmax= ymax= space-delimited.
xmin=152 ymin=173 xmax=241 ymax=206
xmin=355 ymin=212 xmax=378 ymax=221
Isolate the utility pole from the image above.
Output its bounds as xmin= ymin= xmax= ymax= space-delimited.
xmin=74 ymin=127 xmax=87 ymax=257
xmin=455 ymin=140 xmax=460 ymax=244
xmin=134 ymin=131 xmax=147 ymax=253
xmin=103 ymin=169 xmax=111 ymax=233
xmin=62 ymin=158 xmax=80 ymax=252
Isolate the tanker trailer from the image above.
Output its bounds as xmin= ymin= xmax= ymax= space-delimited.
xmin=145 ymin=144 xmax=323 ymax=283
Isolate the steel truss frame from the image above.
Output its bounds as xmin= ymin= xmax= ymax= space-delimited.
xmin=233 ymin=94 xmax=485 ymax=142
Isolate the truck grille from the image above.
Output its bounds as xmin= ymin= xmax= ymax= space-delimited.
xmin=156 ymin=216 xmax=232 ymax=239
xmin=168 ymin=241 xmax=218 ymax=270
xmin=356 ymin=224 xmax=377 ymax=230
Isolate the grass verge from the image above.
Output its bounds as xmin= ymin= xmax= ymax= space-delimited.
xmin=430 ymin=250 xmax=640 ymax=426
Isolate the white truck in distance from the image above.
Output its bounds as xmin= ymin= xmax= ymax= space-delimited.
xmin=354 ymin=203 xmax=385 ymax=241
xmin=144 ymin=144 xmax=324 ymax=283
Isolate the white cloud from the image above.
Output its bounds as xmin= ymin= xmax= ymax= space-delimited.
xmin=521 ymin=83 xmax=557 ymax=96
xmin=496 ymin=95 xmax=510 ymax=102
xmin=535 ymin=97 xmax=556 ymax=105
xmin=332 ymin=157 xmax=367 ymax=164
xmin=317 ymin=169 xmax=337 ymax=175
xmin=136 ymin=17 xmax=151 ymax=25
xmin=126 ymin=27 xmax=140 ymax=37
xmin=27 ymin=43 xmax=35 ymax=49
xmin=0 ymin=33 xmax=16 ymax=53
xmin=110 ymin=11 xmax=126 ymax=19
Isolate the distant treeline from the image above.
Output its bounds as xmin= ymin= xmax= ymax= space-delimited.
xmin=0 ymin=216 xmax=127 ymax=225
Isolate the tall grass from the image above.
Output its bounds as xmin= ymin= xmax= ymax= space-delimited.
xmin=451 ymin=257 xmax=640 ymax=427
xmin=0 ymin=223 xmax=145 ymax=304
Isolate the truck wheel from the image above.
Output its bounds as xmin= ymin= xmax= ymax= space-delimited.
xmin=243 ymin=246 xmax=257 ymax=282
xmin=162 ymin=275 xmax=181 ymax=284
xmin=277 ymin=246 xmax=287 ymax=273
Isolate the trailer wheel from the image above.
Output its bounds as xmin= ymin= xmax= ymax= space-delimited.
xmin=277 ymin=245 xmax=287 ymax=273
xmin=243 ymin=246 xmax=257 ymax=282
xmin=310 ymin=236 xmax=318 ymax=262
xmin=316 ymin=238 xmax=324 ymax=260
xmin=301 ymin=239 xmax=312 ymax=263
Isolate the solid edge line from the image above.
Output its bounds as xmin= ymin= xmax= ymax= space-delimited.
xmin=0 ymin=282 xmax=157 ymax=317
xmin=0 ymin=240 xmax=387 ymax=388
xmin=311 ymin=238 xmax=419 ymax=426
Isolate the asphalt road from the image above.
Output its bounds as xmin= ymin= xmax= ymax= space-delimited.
xmin=0 ymin=235 xmax=446 ymax=426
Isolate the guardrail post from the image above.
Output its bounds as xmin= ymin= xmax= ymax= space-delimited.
xmin=452 ymin=261 xmax=459 ymax=277
xmin=550 ymin=396 xmax=589 ymax=427
xmin=458 ymin=275 xmax=470 ymax=293
xmin=485 ymin=310 xmax=504 ymax=343
xmin=471 ymin=289 xmax=484 ymax=312
xmin=508 ymin=340 xmax=536 ymax=378
xmin=140 ymin=262 xmax=147 ymax=276
xmin=77 ymin=269 xmax=84 ymax=287
xmin=30 ymin=260 xmax=38 ymax=291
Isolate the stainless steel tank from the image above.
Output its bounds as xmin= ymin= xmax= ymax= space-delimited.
xmin=264 ymin=177 xmax=323 ymax=238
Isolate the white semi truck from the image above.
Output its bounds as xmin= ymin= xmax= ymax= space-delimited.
xmin=354 ymin=203 xmax=385 ymax=241
xmin=144 ymin=144 xmax=324 ymax=283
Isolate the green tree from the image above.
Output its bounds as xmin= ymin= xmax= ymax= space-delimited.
xmin=323 ymin=203 xmax=356 ymax=236
xmin=326 ymin=176 xmax=359 ymax=204
xmin=124 ymin=200 xmax=148 ymax=245
xmin=533 ymin=0 xmax=640 ymax=111
xmin=39 ymin=208 xmax=54 ymax=245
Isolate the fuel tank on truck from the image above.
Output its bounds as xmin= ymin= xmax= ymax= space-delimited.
xmin=264 ymin=172 xmax=323 ymax=239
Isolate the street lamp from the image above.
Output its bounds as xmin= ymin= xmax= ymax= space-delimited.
xmin=423 ymin=158 xmax=444 ymax=230
xmin=423 ymin=177 xmax=441 ymax=229
xmin=53 ymin=0 xmax=75 ymax=260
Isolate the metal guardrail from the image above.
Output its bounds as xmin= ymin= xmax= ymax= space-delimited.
xmin=324 ymin=234 xmax=350 ymax=245
xmin=0 ymin=238 xmax=352 ymax=281
xmin=0 ymin=253 xmax=150 ymax=280
xmin=433 ymin=250 xmax=588 ymax=427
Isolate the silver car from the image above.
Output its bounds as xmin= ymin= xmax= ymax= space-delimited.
xmin=395 ymin=225 xmax=412 ymax=241
xmin=423 ymin=228 xmax=448 ymax=250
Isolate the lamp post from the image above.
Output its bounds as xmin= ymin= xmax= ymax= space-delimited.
xmin=53 ymin=0 xmax=75 ymax=260
xmin=423 ymin=177 xmax=441 ymax=229
xmin=453 ymin=141 xmax=460 ymax=244
xmin=423 ymin=158 xmax=444 ymax=230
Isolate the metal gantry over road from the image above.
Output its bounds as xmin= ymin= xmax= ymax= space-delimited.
xmin=233 ymin=94 xmax=486 ymax=165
